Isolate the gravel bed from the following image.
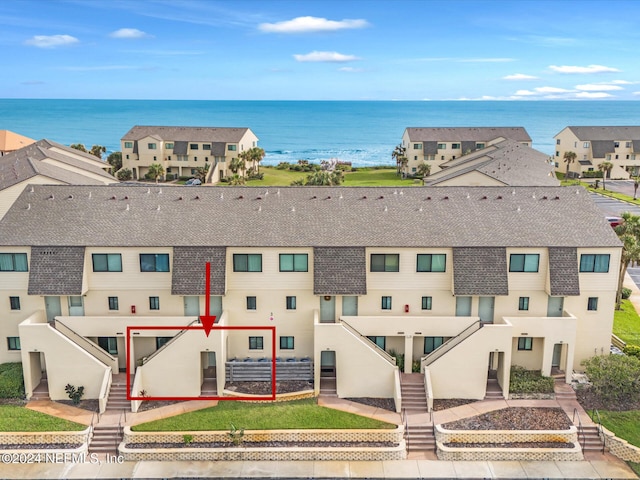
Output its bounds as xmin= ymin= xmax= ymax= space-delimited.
xmin=126 ymin=441 xmax=397 ymax=449
xmin=56 ymin=399 xmax=99 ymax=412
xmin=0 ymin=443 xmax=82 ymax=449
xmin=433 ymin=399 xmax=476 ymax=411
xmin=345 ymin=398 xmax=395 ymax=411
xmin=443 ymin=407 xmax=572 ymax=431
xmin=225 ymin=381 xmax=313 ymax=395
xmin=443 ymin=441 xmax=574 ymax=449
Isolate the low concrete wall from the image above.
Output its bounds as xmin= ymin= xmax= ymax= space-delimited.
xmin=435 ymin=425 xmax=578 ymax=444
xmin=437 ymin=442 xmax=583 ymax=461
xmin=222 ymin=389 xmax=314 ymax=402
xmin=602 ymin=426 xmax=640 ymax=463
xmin=0 ymin=427 xmax=91 ymax=446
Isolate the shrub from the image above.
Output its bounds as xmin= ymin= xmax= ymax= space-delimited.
xmin=116 ymin=168 xmax=132 ymax=181
xmin=581 ymin=171 xmax=604 ymax=178
xmin=228 ymin=423 xmax=245 ymax=445
xmin=623 ymin=344 xmax=640 ymax=359
xmin=581 ymin=354 xmax=640 ymax=403
xmin=622 ymin=287 xmax=632 ymax=300
xmin=509 ymin=366 xmax=555 ymax=394
xmin=182 ymin=434 xmax=193 ymax=445
xmin=64 ymin=384 xmax=84 ymax=405
xmin=0 ymin=363 xmax=25 ymax=399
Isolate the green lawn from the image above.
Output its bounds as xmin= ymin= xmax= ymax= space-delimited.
xmin=246 ymin=167 xmax=307 ymax=186
xmin=594 ymin=410 xmax=640 ymax=447
xmin=244 ymin=166 xmax=416 ymax=187
xmin=614 ymin=300 xmax=640 ymax=346
xmin=0 ymin=406 xmax=85 ymax=431
xmin=132 ymin=398 xmax=395 ymax=432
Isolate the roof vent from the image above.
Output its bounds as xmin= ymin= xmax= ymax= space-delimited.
xmin=378 ymin=195 xmax=384 ymax=199
xmin=554 ymin=196 xmax=560 ymax=200
xmin=68 ymin=195 xmax=73 ymax=199
xmin=157 ymin=205 xmax=161 ymax=211
xmin=394 ymin=190 xmax=398 ymax=195
xmin=466 ymin=193 xmax=470 ymax=199
xmin=277 ymin=189 xmax=280 ymax=195
xmin=419 ymin=206 xmax=423 ymax=212
xmin=256 ymin=196 xmax=262 ymax=200
xmin=147 ymin=188 xmax=151 ymax=194
xmin=326 ymin=196 xmax=331 ymax=200
xmin=89 ymin=192 xmax=92 ymax=198
xmin=258 ymin=205 xmax=262 ymax=212
xmin=126 ymin=204 xmax=130 ymax=211
xmin=497 ymin=195 xmax=503 ymax=199
xmin=48 ymin=194 xmax=54 ymax=200
xmin=532 ymin=194 xmax=536 ymax=199
xmin=384 ymin=206 xmax=388 ymax=211
xmin=291 ymin=206 xmax=295 ymax=212
xmin=238 ymin=195 xmax=244 ymax=199
xmin=481 ymin=195 xmax=487 ymax=200
xmin=195 ymin=195 xmax=200 ymax=200
xmin=576 ymin=189 xmax=580 ymax=194
xmin=30 ymin=186 xmax=34 ymax=193
xmin=178 ymin=196 xmax=183 ymax=201
xmin=339 ymin=193 xmax=343 ymax=199
xmin=426 ymin=196 xmax=431 ymax=200
xmin=26 ymin=203 xmax=31 ymax=210
xmin=542 ymin=195 xmax=548 ymax=200
xmin=443 ymin=196 xmax=449 ymax=200
xmin=220 ymin=193 xmax=224 ymax=200
xmin=311 ymin=195 xmax=317 ymax=199
xmin=110 ymin=195 xmax=116 ymax=200
xmin=158 ymin=189 xmax=162 ymax=194
xmin=399 ymin=191 xmax=404 ymax=195
xmin=124 ymin=195 xmax=129 ymax=200
xmin=362 ymin=195 xmax=367 ymax=199
xmin=512 ymin=190 xmax=516 ymax=195
xmin=517 ymin=206 xmax=521 ymax=212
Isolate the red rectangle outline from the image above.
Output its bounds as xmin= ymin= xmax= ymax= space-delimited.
xmin=126 ymin=325 xmax=277 ymax=401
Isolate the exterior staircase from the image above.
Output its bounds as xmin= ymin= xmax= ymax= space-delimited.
xmin=88 ymin=425 xmax=122 ymax=456
xmin=581 ymin=425 xmax=606 ymax=452
xmin=554 ymin=382 xmax=577 ymax=401
xmin=319 ymin=376 xmax=337 ymax=397
xmin=405 ymin=424 xmax=436 ymax=453
xmin=400 ymin=374 xmax=428 ymax=413
xmin=105 ymin=374 xmax=130 ymax=412
xmin=200 ymin=367 xmax=217 ymax=397
xmin=31 ymin=376 xmax=50 ymax=401
xmin=484 ymin=378 xmax=503 ymax=400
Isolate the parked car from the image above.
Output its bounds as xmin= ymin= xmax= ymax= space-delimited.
xmin=185 ymin=178 xmax=202 ymax=186
xmin=606 ymin=216 xmax=624 ymax=228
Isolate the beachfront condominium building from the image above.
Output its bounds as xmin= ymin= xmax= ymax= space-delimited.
xmin=554 ymin=126 xmax=640 ymax=179
xmin=0 ymin=185 xmax=619 ymax=412
xmin=401 ymin=127 xmax=532 ymax=175
xmin=120 ymin=126 xmax=259 ymax=184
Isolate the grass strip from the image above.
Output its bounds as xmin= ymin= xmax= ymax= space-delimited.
xmin=0 ymin=406 xmax=85 ymax=431
xmin=614 ymin=300 xmax=640 ymax=346
xmin=594 ymin=410 xmax=640 ymax=448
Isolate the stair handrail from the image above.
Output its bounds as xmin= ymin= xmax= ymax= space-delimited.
xmin=54 ymin=320 xmax=117 ymax=367
xmin=401 ymin=408 xmax=409 ymax=452
xmin=142 ymin=318 xmax=200 ymax=365
xmin=572 ymin=407 xmax=586 ymax=450
xmin=421 ymin=320 xmax=483 ymax=367
xmin=340 ymin=319 xmax=396 ymax=366
xmin=591 ymin=408 xmax=606 ymax=454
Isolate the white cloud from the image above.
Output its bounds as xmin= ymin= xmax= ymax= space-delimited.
xmin=609 ymin=80 xmax=634 ymax=85
xmin=259 ymin=16 xmax=369 ymax=33
xmin=503 ymin=73 xmax=538 ymax=81
xmin=575 ymin=83 xmax=624 ymax=91
xmin=575 ymin=92 xmax=614 ymax=98
xmin=25 ymin=34 xmax=78 ymax=48
xmin=514 ymin=89 xmax=537 ymax=96
xmin=109 ymin=28 xmax=151 ymax=39
xmin=535 ymin=86 xmax=573 ymax=93
xmin=294 ymin=51 xmax=359 ymax=63
xmin=549 ymin=64 xmax=620 ymax=74
xmin=338 ymin=67 xmax=363 ymax=72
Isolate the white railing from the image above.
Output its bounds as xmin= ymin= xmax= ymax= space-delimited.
xmin=98 ymin=369 xmax=112 ymax=415
xmin=55 ymin=320 xmax=118 ymax=371
xmin=393 ymin=367 xmax=402 ymax=413
xmin=422 ymin=320 xmax=482 ymax=367
xmin=341 ymin=319 xmax=396 ymax=366
xmin=131 ymin=369 xmax=144 ymax=413
xmin=424 ymin=368 xmax=434 ymax=413
xmin=142 ymin=318 xmax=200 ymax=366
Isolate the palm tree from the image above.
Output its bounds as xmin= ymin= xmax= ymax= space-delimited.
xmin=614 ymin=212 xmax=640 ymax=309
xmin=598 ymin=161 xmax=614 ymax=190
xmin=416 ymin=163 xmax=431 ymax=185
xmin=70 ymin=143 xmax=87 ymax=153
xmin=106 ymin=151 xmax=122 ymax=173
xmin=392 ymin=144 xmax=406 ymax=176
xmin=248 ymin=147 xmax=266 ymax=173
xmin=90 ymin=145 xmax=106 ymax=159
xmin=563 ymin=151 xmax=577 ymax=179
xmin=229 ymin=157 xmax=244 ymax=175
xmin=147 ymin=162 xmax=164 ymax=184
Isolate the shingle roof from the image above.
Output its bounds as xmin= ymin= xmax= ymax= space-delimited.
xmin=172 ymin=247 xmax=226 ymax=295
xmin=406 ymin=127 xmax=531 ymax=143
xmin=0 ymin=185 xmax=621 ymax=249
xmin=0 ymin=139 xmax=117 ymax=191
xmin=28 ymin=246 xmax=85 ymax=295
xmin=452 ymin=247 xmax=509 ymax=295
xmin=121 ymin=126 xmax=253 ymax=143
xmin=591 ymin=140 xmax=616 ymax=159
xmin=425 ymin=139 xmax=558 ymax=187
xmin=563 ymin=126 xmax=640 ymax=141
xmin=548 ymin=247 xmax=580 ymax=296
xmin=313 ymin=247 xmax=367 ymax=295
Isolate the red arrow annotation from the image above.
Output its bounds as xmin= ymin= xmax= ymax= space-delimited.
xmin=200 ymin=261 xmax=217 ymax=337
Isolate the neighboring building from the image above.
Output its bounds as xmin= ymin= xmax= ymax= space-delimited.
xmin=120 ymin=126 xmax=259 ymax=184
xmin=554 ymin=126 xmax=640 ymax=179
xmin=401 ymin=127 xmax=532 ymax=174
xmin=0 ymin=130 xmax=35 ymax=156
xmin=424 ymin=139 xmax=558 ymax=187
xmin=0 ymin=139 xmax=117 ymax=219
xmin=0 ymin=185 xmax=619 ymax=410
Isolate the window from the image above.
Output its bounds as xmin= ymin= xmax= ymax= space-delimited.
xmin=148 ymin=143 xmax=157 ymax=150
xmin=422 ymin=296 xmax=432 ymax=310
xmin=417 ymin=254 xmax=446 ymax=272
xmin=509 ymin=254 xmax=540 ymax=272
xmin=606 ymin=154 xmax=611 ymax=160
xmin=0 ymin=253 xmax=28 ymax=272
xmin=579 ymin=254 xmax=610 ymax=273
xmin=165 ymin=142 xmax=174 ymax=149
xmin=367 ymin=336 xmax=386 ymax=350
xmin=381 ymin=296 xmax=392 ymax=310
xmin=371 ymin=254 xmax=399 ymax=272
xmin=556 ymin=151 xmax=560 ymax=157
xmin=140 ymin=254 xmax=170 ymax=272
xmin=205 ymin=157 xmax=208 ymax=162
xmin=412 ymin=167 xmax=416 ymax=173
xmin=92 ymin=254 xmax=122 ymax=272
xmin=194 ymin=157 xmax=197 ymax=161
xmin=190 ymin=143 xmax=199 ymax=150
xmin=228 ymin=145 xmax=237 ymax=151
xmin=626 ymin=142 xmax=632 ymax=148
xmin=413 ymin=143 xmax=422 ymax=150
xmin=280 ymin=336 xmax=294 ymax=350
xmin=518 ymin=297 xmax=529 ymax=311
xmin=556 ymin=139 xmax=561 ymax=145
xmin=424 ymin=337 xmax=444 ymax=354
xmin=588 ymin=297 xmax=598 ymax=311
xmin=7 ymin=337 xmax=20 ymax=351
xmin=203 ymin=144 xmax=211 ymax=150
xmin=233 ymin=254 xmax=262 ymax=272
xmin=9 ymin=296 xmax=20 ymax=310
xmin=124 ymin=141 xmax=133 ymax=149
xmin=246 ymin=296 xmax=257 ymax=310
xmin=249 ymin=336 xmax=263 ymax=349
xmin=583 ymin=142 xmax=590 ymax=148
xmin=476 ymin=143 xmax=485 ymax=149
xmin=279 ymin=254 xmax=308 ymax=272
xmin=614 ymin=142 xmax=620 ymax=148
xmin=108 ymin=296 xmax=119 ymax=311
xmin=518 ymin=337 xmax=533 ymax=351
xmin=451 ymin=143 xmax=461 ymax=149
xmin=286 ymin=296 xmax=296 ymax=310
xmin=156 ymin=337 xmax=172 ymax=349
xmin=98 ymin=337 xmax=118 ymax=355
xmin=149 ymin=296 xmax=160 ymax=310
xmin=437 ymin=143 xmax=447 ymax=150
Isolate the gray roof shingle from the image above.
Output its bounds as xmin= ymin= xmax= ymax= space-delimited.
xmin=406 ymin=127 xmax=531 ymax=143
xmin=591 ymin=140 xmax=615 ymax=159
xmin=171 ymin=247 xmax=226 ymax=295
xmin=452 ymin=247 xmax=509 ymax=295
xmin=548 ymin=247 xmax=580 ymax=296
xmin=121 ymin=126 xmax=253 ymax=143
xmin=28 ymin=246 xmax=85 ymax=295
xmin=563 ymin=126 xmax=640 ymax=141
xmin=313 ymin=247 xmax=367 ymax=295
xmin=0 ymin=185 xmax=621 ymax=249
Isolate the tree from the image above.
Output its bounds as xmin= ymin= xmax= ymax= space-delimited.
xmin=614 ymin=212 xmax=640 ymax=309
xmin=391 ymin=144 xmax=406 ymax=176
xmin=116 ymin=168 xmax=132 ymax=181
xmin=194 ymin=163 xmax=210 ymax=184
xmin=598 ymin=161 xmax=614 ymax=190
xmin=147 ymin=163 xmax=164 ymax=184
xmin=228 ymin=174 xmax=245 ymax=185
xmin=416 ymin=163 xmax=431 ymax=185
xmin=70 ymin=143 xmax=87 ymax=153
xmin=634 ymin=176 xmax=639 ymax=200
xmin=229 ymin=157 xmax=244 ymax=175
xmin=581 ymin=354 xmax=640 ymax=405
xmin=296 ymin=170 xmax=343 ymax=186
xmin=247 ymin=147 xmax=266 ymax=173
xmin=562 ymin=151 xmax=576 ymax=179
xmin=90 ymin=145 xmax=106 ymax=159
xmin=106 ymin=152 xmax=122 ymax=173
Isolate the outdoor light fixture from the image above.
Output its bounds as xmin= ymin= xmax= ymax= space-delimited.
xmin=324 ymin=296 xmax=331 ymax=301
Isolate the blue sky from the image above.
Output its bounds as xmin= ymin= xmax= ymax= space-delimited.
xmin=2 ymin=0 xmax=639 ymax=100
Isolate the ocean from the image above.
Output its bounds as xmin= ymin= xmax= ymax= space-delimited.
xmin=2 ymin=99 xmax=640 ymax=167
